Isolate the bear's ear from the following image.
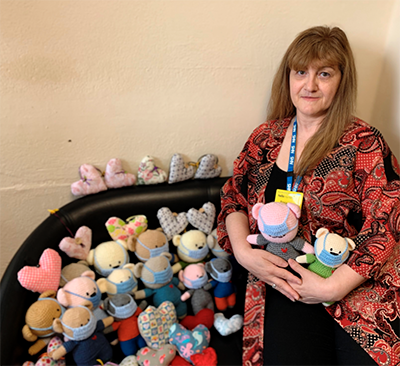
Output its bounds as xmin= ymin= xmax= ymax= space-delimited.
xmin=316 ymin=228 xmax=329 ymax=238
xmin=81 ymin=270 xmax=96 ymax=280
xmin=127 ymin=236 xmax=137 ymax=252
xmin=287 ymin=202 xmax=301 ymax=219
xmin=56 ymin=289 xmax=69 ymax=307
xmin=252 ymin=203 xmax=264 ymax=220
xmin=133 ymin=263 xmax=144 ymax=278
xmin=206 ymin=233 xmax=216 ymax=249
xmin=346 ymin=238 xmax=356 ymax=251
xmin=86 ymin=249 xmax=95 ymax=265
xmin=52 ymin=318 xmax=63 ymax=334
xmin=162 ymin=252 xmax=172 ymax=261
xmin=172 ymin=235 xmax=181 ymax=247
xmin=39 ymin=290 xmax=57 ymax=299
xmin=123 ymin=263 xmax=135 ymax=272
xmin=178 ymin=270 xmax=184 ymax=282
xmin=96 ymin=278 xmax=108 ymax=293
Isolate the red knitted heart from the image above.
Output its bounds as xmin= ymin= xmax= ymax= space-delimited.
xmin=17 ymin=249 xmax=62 ymax=293
xmin=179 ymin=308 xmax=214 ymax=330
xmin=190 ymin=347 xmax=218 ymax=366
xmin=281 ymin=248 xmax=288 ymax=253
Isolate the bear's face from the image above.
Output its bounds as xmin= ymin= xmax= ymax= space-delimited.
xmin=104 ymin=265 xmax=138 ymax=295
xmin=173 ymin=230 xmax=208 ymax=263
xmin=314 ymin=229 xmax=356 ymax=268
xmin=256 ymin=202 xmax=299 ymax=244
xmin=179 ymin=263 xmax=208 ymax=289
xmin=57 ymin=271 xmax=100 ymax=309
xmin=26 ymin=298 xmax=64 ymax=337
xmin=135 ymin=230 xmax=169 ymax=262
xmin=94 ymin=241 xmax=129 ymax=276
xmin=134 ymin=254 xmax=173 ymax=289
xmin=205 ymin=258 xmax=232 ymax=283
xmin=54 ymin=306 xmax=94 ymax=340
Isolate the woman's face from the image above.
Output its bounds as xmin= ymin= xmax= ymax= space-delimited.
xmin=289 ymin=62 xmax=341 ymax=122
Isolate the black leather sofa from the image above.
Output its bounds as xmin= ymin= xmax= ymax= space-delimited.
xmin=0 ymin=177 xmax=245 ymax=366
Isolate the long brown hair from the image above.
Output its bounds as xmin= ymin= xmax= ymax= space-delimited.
xmin=267 ymin=26 xmax=357 ymax=175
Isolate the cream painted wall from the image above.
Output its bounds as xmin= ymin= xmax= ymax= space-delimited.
xmin=371 ymin=0 xmax=400 ymax=158
xmin=1 ymin=0 xmax=399 ymax=279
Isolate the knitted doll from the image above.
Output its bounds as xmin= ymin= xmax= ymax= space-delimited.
xmin=49 ymin=306 xmax=114 ymax=366
xmin=103 ymin=294 xmax=146 ymax=356
xmin=247 ymin=202 xmax=314 ymax=261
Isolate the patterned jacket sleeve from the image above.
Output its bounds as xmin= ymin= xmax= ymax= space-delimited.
xmin=216 ymin=126 xmax=261 ymax=255
xmin=346 ymin=126 xmax=400 ymax=282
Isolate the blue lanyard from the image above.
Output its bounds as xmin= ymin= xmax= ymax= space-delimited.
xmin=286 ymin=118 xmax=302 ymax=192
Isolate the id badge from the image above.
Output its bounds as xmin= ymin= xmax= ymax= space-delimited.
xmin=275 ymin=189 xmax=304 ymax=209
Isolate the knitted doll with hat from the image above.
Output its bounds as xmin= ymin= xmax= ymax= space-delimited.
xmin=102 ymin=294 xmax=147 ymax=356
xmin=247 ymin=202 xmax=314 ymax=261
xmin=49 ymin=305 xmax=114 ymax=366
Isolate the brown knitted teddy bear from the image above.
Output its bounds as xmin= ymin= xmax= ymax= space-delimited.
xmin=22 ymin=290 xmax=64 ymax=355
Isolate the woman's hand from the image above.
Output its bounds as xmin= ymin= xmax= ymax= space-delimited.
xmin=287 ymin=259 xmax=367 ymax=304
xmin=235 ymin=243 xmax=302 ymax=302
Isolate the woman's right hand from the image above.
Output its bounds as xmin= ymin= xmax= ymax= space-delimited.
xmin=234 ymin=240 xmax=302 ymax=302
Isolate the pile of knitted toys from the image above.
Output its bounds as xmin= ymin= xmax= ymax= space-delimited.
xmin=70 ymin=154 xmax=222 ymax=196
xmin=18 ymin=199 xmax=243 ymax=366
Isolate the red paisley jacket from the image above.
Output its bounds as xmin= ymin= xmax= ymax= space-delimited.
xmin=217 ymin=117 xmax=400 ymax=366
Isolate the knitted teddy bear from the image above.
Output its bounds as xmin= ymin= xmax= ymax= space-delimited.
xmin=49 ymin=305 xmax=114 ymax=366
xmin=22 ymin=290 xmax=65 ymax=356
xmin=102 ymin=294 xmax=147 ymax=356
xmin=171 ymin=230 xmax=210 ymax=274
xmin=57 ymin=270 xmax=107 ymax=320
xmin=178 ymin=263 xmax=214 ymax=315
xmin=59 ymin=261 xmax=91 ymax=287
xmin=247 ymin=202 xmax=314 ymax=261
xmin=205 ymin=258 xmax=236 ymax=311
xmin=133 ymin=252 xmax=187 ymax=319
xmin=97 ymin=263 xmax=138 ymax=297
xmin=207 ymin=228 xmax=230 ymax=259
xmin=296 ymin=227 xmax=356 ymax=306
xmin=129 ymin=228 xmax=177 ymax=263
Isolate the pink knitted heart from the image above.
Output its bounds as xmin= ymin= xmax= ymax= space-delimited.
xmin=71 ymin=164 xmax=107 ymax=196
xmin=59 ymin=226 xmax=92 ymax=260
xmin=17 ymin=249 xmax=62 ymax=293
xmin=104 ymin=158 xmax=136 ymax=189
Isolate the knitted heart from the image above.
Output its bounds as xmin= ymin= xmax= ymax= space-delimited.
xmin=194 ymin=154 xmax=222 ymax=179
xmin=36 ymin=352 xmax=66 ymax=366
xmin=138 ymin=301 xmax=177 ymax=349
xmin=179 ymin=308 xmax=214 ymax=330
xmin=187 ymin=202 xmax=216 ymax=235
xmin=47 ymin=336 xmax=63 ymax=353
xmin=59 ymin=226 xmax=92 ymax=260
xmin=169 ymin=355 xmax=191 ymax=366
xmin=104 ymin=158 xmax=136 ymax=188
xmin=190 ymin=347 xmax=218 ymax=366
xmin=120 ymin=356 xmax=139 ymax=366
xmin=136 ymin=344 xmax=176 ymax=366
xmin=137 ymin=155 xmax=168 ymax=185
xmin=213 ymin=313 xmax=243 ymax=336
xmin=17 ymin=249 xmax=62 ymax=293
xmin=71 ymin=164 xmax=108 ymax=196
xmin=157 ymin=207 xmax=188 ymax=240
xmin=169 ymin=323 xmax=210 ymax=362
xmin=106 ymin=215 xmax=148 ymax=241
xmin=168 ymin=153 xmax=196 ymax=184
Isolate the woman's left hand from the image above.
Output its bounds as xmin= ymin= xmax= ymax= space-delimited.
xmin=287 ymin=259 xmax=367 ymax=304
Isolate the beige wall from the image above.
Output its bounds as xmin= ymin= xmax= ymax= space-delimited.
xmin=1 ymin=0 xmax=399 ymax=279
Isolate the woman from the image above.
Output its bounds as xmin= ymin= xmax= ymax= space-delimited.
xmin=217 ymin=26 xmax=400 ymax=365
